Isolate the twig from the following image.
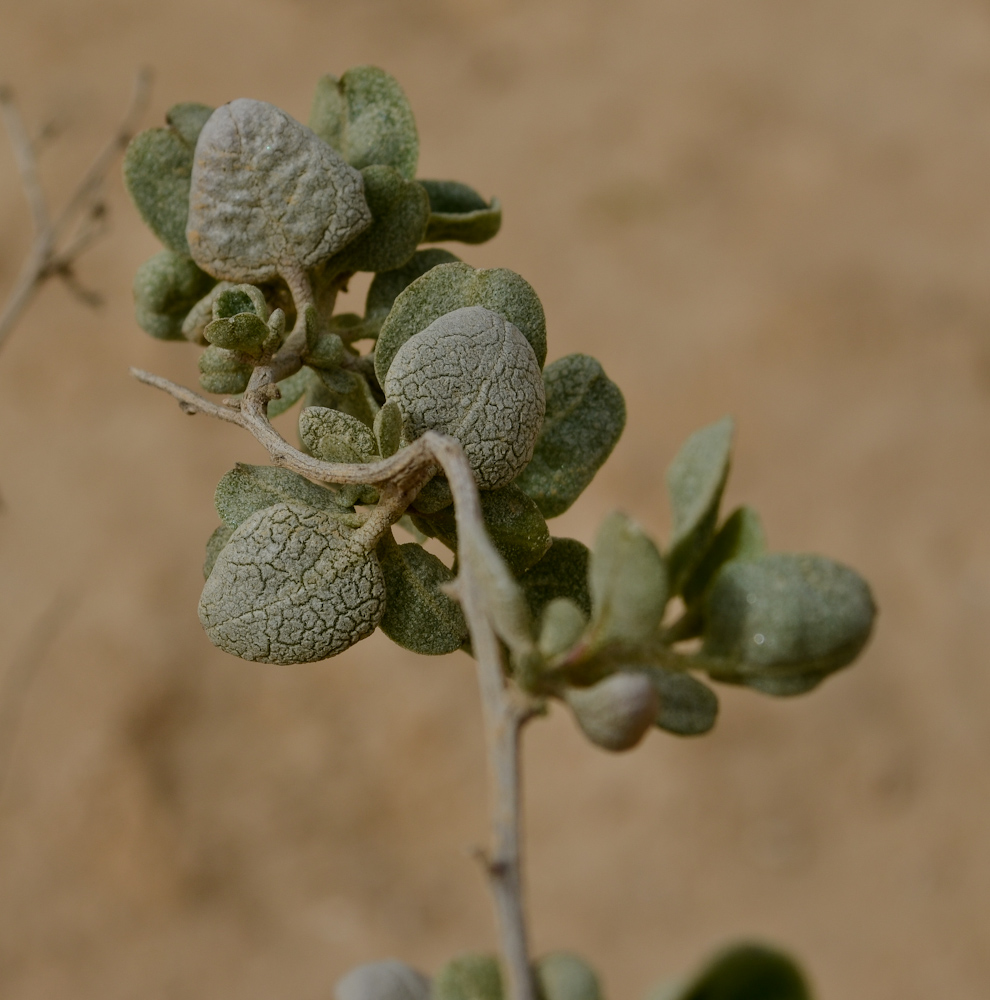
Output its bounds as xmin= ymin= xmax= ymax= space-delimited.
xmin=132 ymin=347 xmax=540 ymax=1000
xmin=0 ymin=69 xmax=151 ymax=354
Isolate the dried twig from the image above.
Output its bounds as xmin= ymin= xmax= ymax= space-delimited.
xmin=0 ymin=69 xmax=151 ymax=353
xmin=132 ymin=328 xmax=540 ymax=1000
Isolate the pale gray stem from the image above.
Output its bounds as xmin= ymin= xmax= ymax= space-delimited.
xmin=132 ymin=365 xmax=539 ymax=1000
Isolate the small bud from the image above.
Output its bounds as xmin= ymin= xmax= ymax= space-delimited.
xmin=565 ymin=672 xmax=659 ymax=752
xmin=335 ymin=960 xmax=430 ymax=1000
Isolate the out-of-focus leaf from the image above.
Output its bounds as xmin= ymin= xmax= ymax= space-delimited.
xmin=519 ymin=538 xmax=591 ymax=621
xmin=534 ymin=953 xmax=602 ymax=1000
xmin=432 ymin=955 xmax=503 ymax=1000
xmin=565 ymin=672 xmax=659 ymax=752
xmin=133 ymin=250 xmax=216 ymax=340
xmin=682 ymin=505 xmax=766 ymax=605
xmin=641 ymin=666 xmax=718 ymax=736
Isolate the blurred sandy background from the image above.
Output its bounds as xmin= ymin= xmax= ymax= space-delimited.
xmin=1 ymin=0 xmax=989 ymax=997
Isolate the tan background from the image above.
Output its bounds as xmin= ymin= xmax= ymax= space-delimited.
xmin=1 ymin=0 xmax=989 ymax=997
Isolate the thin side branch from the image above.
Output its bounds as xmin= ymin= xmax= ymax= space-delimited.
xmin=0 ymin=69 xmax=151 ymax=354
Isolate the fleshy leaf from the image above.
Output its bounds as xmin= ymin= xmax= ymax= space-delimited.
xmin=565 ymin=672 xmax=659 ymax=752
xmin=377 ymin=533 xmax=467 ymax=655
xmin=299 ymin=406 xmax=379 ymax=463
xmin=515 ymin=354 xmax=626 ymax=518
xmin=641 ymin=667 xmax=718 ymax=736
xmin=375 ymin=261 xmax=547 ymax=384
xmin=324 ymin=164 xmax=429 ymax=276
xmin=701 ymin=553 xmax=875 ymax=689
xmin=336 ymin=961 xmax=431 ymax=1000
xmin=589 ymin=512 xmax=668 ymax=646
xmin=383 ymin=306 xmax=545 ymax=491
xmin=204 ymin=311 xmax=270 ymax=356
xmin=267 ymin=368 xmax=311 ymax=419
xmin=413 ymin=483 xmax=551 ymax=576
xmin=652 ymin=943 xmax=812 ymax=1000
xmin=214 ymin=463 xmax=353 ymax=528
xmin=309 ymin=66 xmax=419 ymax=180
xmin=133 ymin=250 xmax=216 ymax=340
xmin=420 ymin=180 xmax=502 ymax=245
xmin=666 ymin=417 xmax=734 ymax=593
xmin=198 ymin=346 xmax=252 ymax=394
xmin=535 ymin=953 xmax=603 ymax=1000
xmin=123 ymin=104 xmax=212 ymax=253
xmin=187 ymin=99 xmax=371 ymax=283
xmin=432 ymin=955 xmax=503 ymax=1000
xmin=537 ymin=598 xmax=588 ymax=659
xmin=204 ymin=524 xmax=234 ymax=579
xmin=682 ymin=505 xmax=766 ymax=605
xmin=365 ymin=248 xmax=461 ymax=332
xmin=410 ymin=475 xmax=453 ymax=514
xmin=374 ymin=399 xmax=403 ymax=457
xmin=199 ymin=502 xmax=385 ymax=664
xmin=519 ymin=538 xmax=591 ymax=621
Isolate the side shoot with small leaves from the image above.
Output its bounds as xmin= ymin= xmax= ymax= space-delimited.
xmin=126 ymin=65 xmax=876 ymax=1000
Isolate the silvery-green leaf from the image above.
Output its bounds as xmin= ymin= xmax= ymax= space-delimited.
xmin=515 ymin=354 xmax=626 ymax=518
xmin=181 ymin=281 xmax=234 ymax=343
xmin=534 ymin=953 xmax=602 ymax=1000
xmin=420 ymin=180 xmax=502 ymax=245
xmin=743 ymin=671 xmax=829 ymax=697
xmin=214 ymin=463 xmax=353 ymax=528
xmin=410 ymin=475 xmax=453 ymax=514
xmin=589 ymin=512 xmax=668 ymax=646
xmin=384 ymin=306 xmax=545 ymax=490
xmin=305 ymin=332 xmax=346 ymax=370
xmin=374 ymin=399 xmax=403 ymax=457
xmin=702 ymin=553 xmax=876 ymax=687
xmin=432 ymin=955 xmax=503 ymax=1000
xmin=198 ymin=346 xmax=252 ymax=394
xmin=651 ymin=943 xmax=811 ymax=1000
xmin=641 ymin=667 xmax=718 ymax=736
xmin=204 ymin=312 xmax=270 ymax=356
xmin=267 ymin=368 xmax=311 ymax=419
xmin=565 ymin=672 xmax=659 ymax=752
xmin=133 ymin=250 xmax=216 ymax=340
xmin=538 ymin=598 xmax=588 ymax=659
xmin=365 ymin=249 xmax=461 ymax=332
xmin=187 ymin=99 xmax=372 ymax=283
xmin=165 ymin=102 xmax=213 ymax=147
xmin=213 ymin=284 xmax=269 ymax=320
xmin=324 ymin=164 xmax=429 ymax=276
xmin=377 ymin=533 xmax=467 ymax=655
xmin=310 ymin=66 xmax=419 ymax=180
xmin=682 ymin=505 xmax=766 ymax=605
xmin=199 ymin=502 xmax=385 ymax=664
xmin=299 ymin=406 xmax=379 ymax=463
xmin=520 ymin=538 xmax=591 ymax=621
xmin=375 ymin=262 xmax=547 ymax=384
xmin=336 ymin=961 xmax=431 ymax=1000
xmin=413 ymin=483 xmax=551 ymax=576
xmin=124 ymin=105 xmax=212 ymax=253
xmin=666 ymin=416 xmax=734 ymax=593
xmin=312 ymin=370 xmax=382 ymax=429
xmin=204 ymin=523 xmax=234 ymax=579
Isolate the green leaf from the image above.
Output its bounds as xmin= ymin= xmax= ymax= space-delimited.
xmin=374 ymin=399 xmax=403 ymax=457
xmin=198 ymin=346 xmax=252 ymax=394
xmin=537 ymin=598 xmax=588 ymax=659
xmin=413 ymin=483 xmax=551 ymax=576
xmin=535 ymin=953 xmax=602 ymax=1000
xmin=304 ymin=332 xmax=346 ymax=370
xmin=377 ymin=533 xmax=467 ymax=654
xmin=133 ymin=250 xmax=216 ymax=340
xmin=213 ymin=284 xmax=268 ymax=320
xmin=336 ymin=961 xmax=431 ymax=1000
xmin=410 ymin=475 xmax=453 ymax=514
xmin=204 ymin=311 xmax=270 ymax=355
xmin=299 ymin=406 xmax=379 ymax=463
xmin=365 ymin=248 xmax=461 ymax=332
xmin=165 ymin=102 xmax=213 ymax=146
xmin=214 ymin=463 xmax=353 ymax=528
xmin=375 ymin=261 xmax=547 ymax=385
xmin=267 ymin=367 xmax=312 ymax=418
xmin=565 ymin=672 xmax=659 ymax=752
xmin=589 ymin=512 xmax=668 ymax=646
xmin=124 ymin=106 xmax=212 ymax=253
xmin=701 ymin=553 xmax=876 ymax=690
xmin=515 ymin=354 xmax=626 ymax=518
xmin=666 ymin=417 xmax=734 ymax=593
xmin=312 ymin=370 xmax=381 ymax=429
xmin=420 ymin=179 xmax=502 ymax=245
xmin=519 ymin=538 xmax=591 ymax=621
xmin=204 ymin=523 xmax=234 ymax=579
xmin=309 ymin=66 xmax=419 ymax=180
xmin=432 ymin=955 xmax=503 ymax=1000
xmin=652 ymin=943 xmax=812 ymax=1000
xmin=641 ymin=667 xmax=718 ymax=736
xmin=325 ymin=164 xmax=430 ymax=276
xmin=682 ymin=505 xmax=766 ymax=605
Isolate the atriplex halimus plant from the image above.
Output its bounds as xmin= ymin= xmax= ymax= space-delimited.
xmin=125 ymin=67 xmax=876 ymax=1000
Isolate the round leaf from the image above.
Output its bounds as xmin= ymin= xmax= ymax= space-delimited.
xmin=565 ymin=672 xmax=659 ymax=752
xmin=642 ymin=667 xmax=719 ymax=736
xmin=187 ymin=99 xmax=372 ymax=283
xmin=535 ymin=953 xmax=602 ymax=1000
xmin=214 ymin=463 xmax=354 ymax=528
xmin=336 ymin=961 xmax=430 ymax=1000
xmin=375 ymin=262 xmax=547 ymax=385
xmin=365 ymin=249 xmax=461 ymax=330
xmin=133 ymin=250 xmax=216 ymax=340
xmin=299 ymin=406 xmax=379 ymax=463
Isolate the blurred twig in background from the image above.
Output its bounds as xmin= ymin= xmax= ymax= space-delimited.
xmin=0 ymin=69 xmax=151 ymax=353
